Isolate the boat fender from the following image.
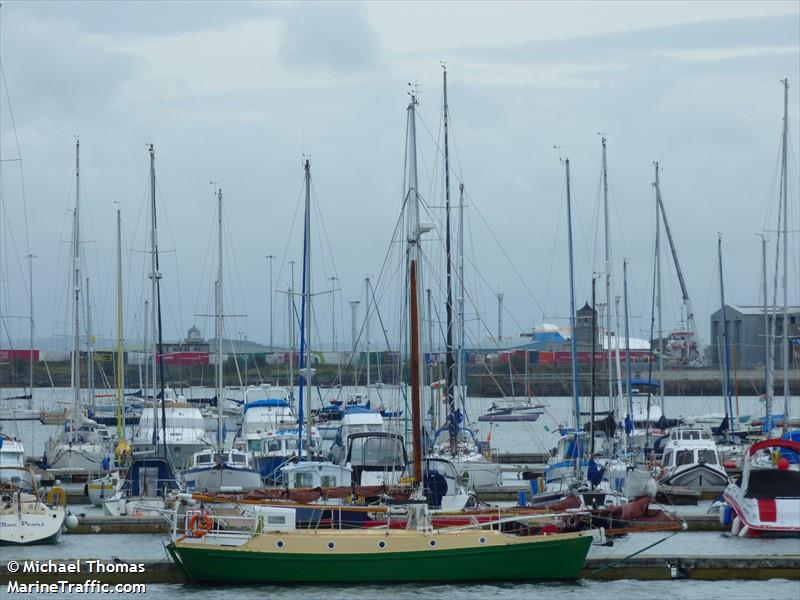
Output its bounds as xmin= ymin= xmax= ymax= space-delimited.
xmin=188 ymin=511 xmax=213 ymax=537
xmin=47 ymin=487 xmax=67 ymax=506
xmin=719 ymin=503 xmax=732 ymax=526
xmin=730 ymin=515 xmax=741 ymax=536
xmin=65 ymin=514 xmax=79 ymax=529
xmin=738 ymin=524 xmax=750 ymax=538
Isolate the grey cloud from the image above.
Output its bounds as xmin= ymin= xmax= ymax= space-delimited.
xmin=454 ymin=14 xmax=799 ymax=65
xmin=11 ymin=1 xmax=269 ymax=36
xmin=276 ymin=3 xmax=380 ymax=72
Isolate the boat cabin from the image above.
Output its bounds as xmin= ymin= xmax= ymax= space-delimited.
xmin=282 ymin=462 xmax=353 ymax=490
xmin=662 ymin=428 xmax=721 ymax=469
xmin=741 ymin=441 xmax=800 ymax=499
xmin=344 ymin=432 xmax=407 ymax=486
xmin=190 ymin=447 xmax=254 ymax=470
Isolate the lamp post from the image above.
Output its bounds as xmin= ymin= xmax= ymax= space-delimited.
xmin=265 ymin=254 xmax=276 ymax=360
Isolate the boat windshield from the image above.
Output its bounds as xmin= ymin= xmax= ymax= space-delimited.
xmin=675 ymin=450 xmax=694 ymax=466
xmin=697 ymin=449 xmax=717 ymax=465
xmin=348 ymin=436 xmax=405 ymax=468
xmin=0 ymin=451 xmax=23 ymax=466
xmin=746 ymin=468 xmax=800 ymax=499
xmin=293 ymin=471 xmax=315 ymax=487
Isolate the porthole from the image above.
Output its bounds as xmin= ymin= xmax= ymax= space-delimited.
xmin=275 ymin=539 xmax=285 ymax=549
xmin=377 ymin=540 xmax=387 ymax=550
xmin=327 ymin=541 xmax=336 ymax=550
xmin=478 ymin=536 xmax=487 ymax=545
xmin=429 ymin=539 xmax=438 ymax=548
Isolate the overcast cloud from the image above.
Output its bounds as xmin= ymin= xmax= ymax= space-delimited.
xmin=0 ymin=1 xmax=798 ymax=354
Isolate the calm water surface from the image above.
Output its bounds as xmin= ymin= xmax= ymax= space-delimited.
xmin=16 ymin=580 xmax=800 ymax=600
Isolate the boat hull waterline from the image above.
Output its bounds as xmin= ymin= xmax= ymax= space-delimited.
xmin=168 ymin=529 xmax=592 ymax=583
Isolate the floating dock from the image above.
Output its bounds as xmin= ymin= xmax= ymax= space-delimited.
xmin=63 ymin=513 xmax=727 ymax=535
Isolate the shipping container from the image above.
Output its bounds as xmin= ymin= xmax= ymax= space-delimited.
xmin=0 ymin=349 xmax=40 ymax=363
xmin=162 ymin=351 xmax=210 ymax=366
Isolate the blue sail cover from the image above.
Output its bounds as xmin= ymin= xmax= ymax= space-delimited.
xmin=243 ymin=399 xmax=290 ymax=411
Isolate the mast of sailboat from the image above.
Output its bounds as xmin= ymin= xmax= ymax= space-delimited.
xmin=654 ymin=163 xmax=665 ymax=416
xmin=71 ymin=138 xmax=82 ymax=435
xmin=148 ymin=144 xmax=168 ymax=460
xmin=365 ymin=277 xmax=371 ymax=407
xmin=215 ymin=187 xmax=224 ymax=450
xmin=761 ymin=235 xmax=772 ymax=432
xmin=718 ymin=236 xmax=734 ymax=442
xmin=457 ymin=183 xmax=466 ymax=420
xmin=27 ymin=253 xmax=35 ymax=409
xmin=86 ymin=277 xmax=95 ymax=412
xmin=614 ymin=295 xmax=624 ymax=410
xmin=779 ymin=79 xmax=790 ymax=436
xmin=623 ymin=259 xmax=634 ymax=447
xmin=426 ymin=288 xmax=435 ymax=428
xmin=565 ymin=158 xmax=581 ymax=477
xmin=590 ymin=275 xmax=597 ymax=455
xmin=442 ymin=65 xmax=457 ymax=454
xmin=115 ymin=207 xmax=126 ymax=455
xmin=406 ymin=90 xmax=424 ymax=485
xmin=143 ymin=299 xmax=149 ymax=413
xmin=298 ymin=159 xmax=313 ymax=458
xmin=288 ymin=281 xmax=294 ymax=393
xmin=600 ymin=138 xmax=615 ymax=441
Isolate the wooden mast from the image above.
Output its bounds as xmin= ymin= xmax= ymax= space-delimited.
xmin=406 ymin=90 xmax=424 ymax=484
xmin=442 ymin=65 xmax=457 ymax=454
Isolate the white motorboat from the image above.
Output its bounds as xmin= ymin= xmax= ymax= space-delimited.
xmin=132 ymin=400 xmax=212 ymax=469
xmin=0 ymin=434 xmax=35 ymax=491
xmin=659 ymin=427 xmax=730 ymax=493
xmin=183 ymin=447 xmax=262 ymax=493
xmin=722 ymin=438 xmax=800 ymax=537
xmin=242 ymin=425 xmax=322 ymax=483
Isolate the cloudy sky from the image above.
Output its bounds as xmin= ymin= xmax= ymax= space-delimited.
xmin=0 ymin=1 xmax=798 ymax=354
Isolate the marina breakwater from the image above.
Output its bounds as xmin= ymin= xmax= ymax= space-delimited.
xmin=2 ymin=364 xmax=797 ymax=397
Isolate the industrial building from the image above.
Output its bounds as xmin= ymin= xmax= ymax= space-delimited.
xmin=709 ymin=305 xmax=799 ymax=369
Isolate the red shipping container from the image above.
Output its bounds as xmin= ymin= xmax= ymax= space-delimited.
xmin=158 ymin=351 xmax=209 ymax=366
xmin=0 ymin=349 xmax=40 ymax=363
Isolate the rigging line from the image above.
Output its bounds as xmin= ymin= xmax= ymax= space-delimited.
xmin=154 ymin=177 xmax=185 ymax=340
xmin=125 ymin=178 xmax=149 ymax=339
xmin=222 ymin=200 xmax=249 ymax=327
xmin=0 ymin=63 xmax=29 ymax=255
xmin=338 ymin=200 xmax=408 ymax=398
xmin=192 ymin=197 xmax=217 ymax=329
xmin=274 ymin=175 xmax=305 ymax=296
xmin=760 ymin=122 xmax=786 ymax=234
xmin=308 ymin=179 xmax=340 ymax=304
xmin=463 ymin=187 xmax=546 ymax=316
xmin=543 ymin=166 xmax=568 ymax=324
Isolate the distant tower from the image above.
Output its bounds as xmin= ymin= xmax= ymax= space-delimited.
xmin=575 ymin=302 xmax=597 ymax=350
xmin=187 ymin=325 xmax=203 ymax=342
